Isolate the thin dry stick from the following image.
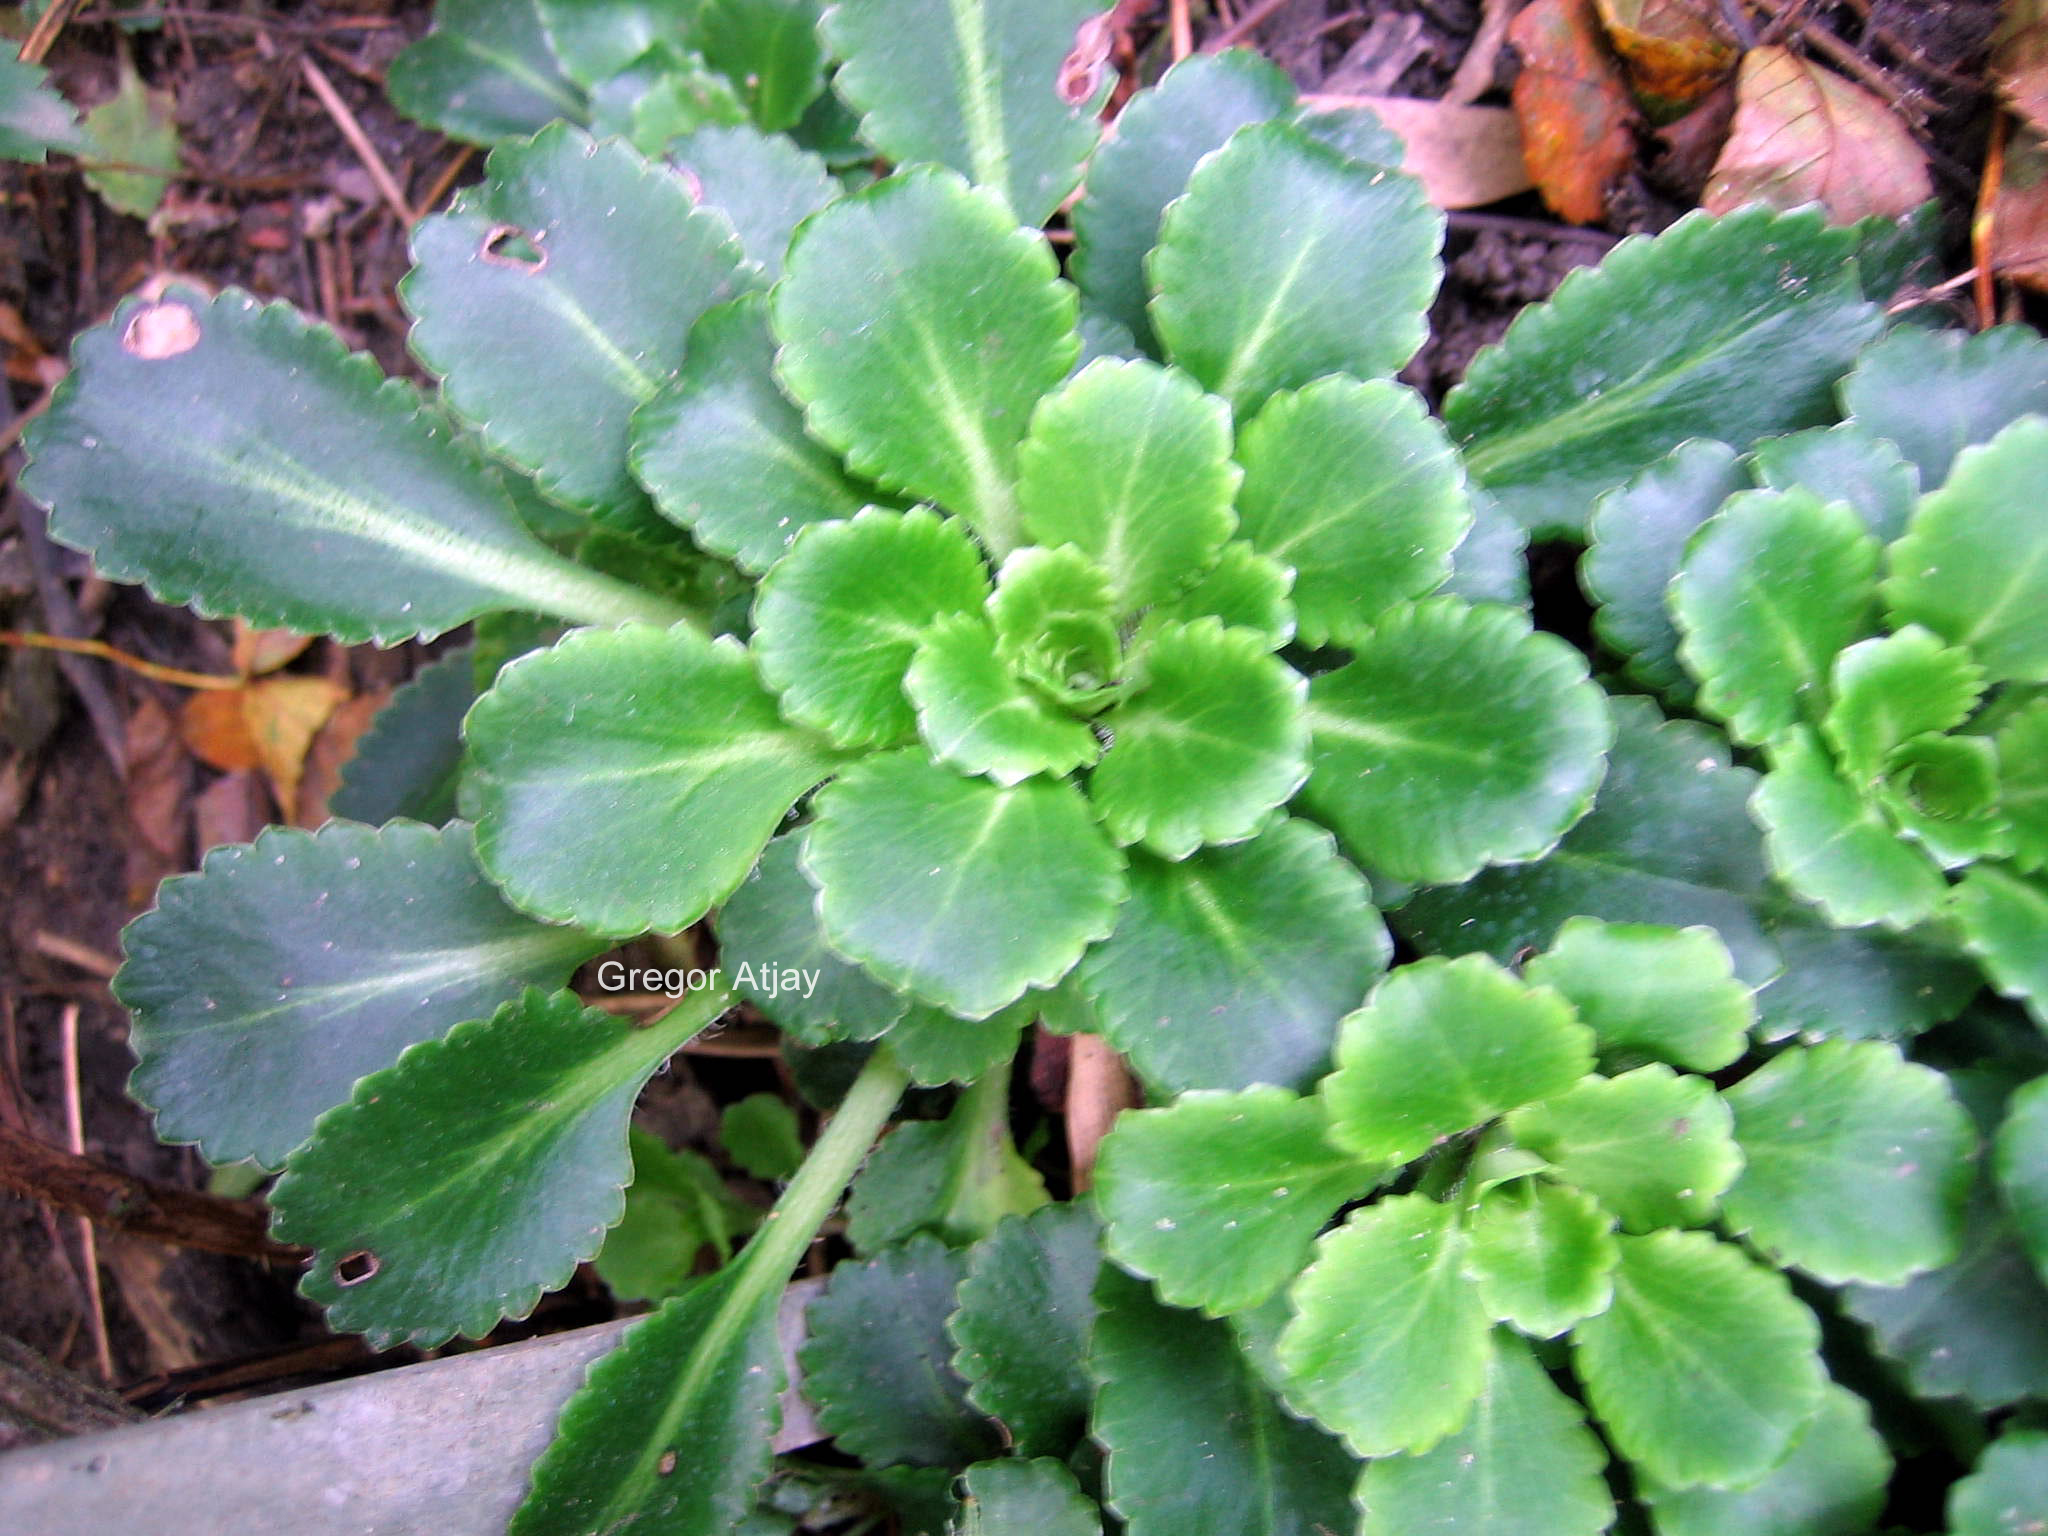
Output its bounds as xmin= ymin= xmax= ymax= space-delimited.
xmin=1975 ymin=114 xmax=2007 ymax=332
xmin=1168 ymin=0 xmax=1193 ymax=61
xmin=60 ymin=1005 xmax=114 ymax=1384
xmin=1205 ymin=0 xmax=1291 ymax=52
xmin=18 ymin=0 xmax=86 ymax=63
xmin=298 ymin=56 xmax=416 ymax=228
xmin=0 ymin=629 xmax=243 ymax=690
xmin=415 ymin=144 xmax=476 ymax=216
xmin=1444 ymin=0 xmax=1516 ymax=105
xmin=33 ymin=931 xmax=120 ymax=980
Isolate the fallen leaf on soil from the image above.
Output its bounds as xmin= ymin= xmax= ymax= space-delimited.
xmin=1654 ymin=79 xmax=1739 ymax=199
xmin=231 ymin=622 xmax=313 ymax=677
xmin=1996 ymin=0 xmax=2048 ymax=140
xmin=1510 ymin=0 xmax=1641 ymax=224
xmin=1703 ymin=45 xmax=1933 ymax=223
xmin=1596 ymin=0 xmax=1740 ymax=116
xmin=1308 ymin=93 xmax=1535 ymax=208
xmin=82 ymin=56 xmax=179 ymax=220
xmin=178 ymin=689 xmax=261 ymax=774
xmin=125 ymin=696 xmax=189 ymax=898
xmin=193 ymin=770 xmax=270 ymax=853
xmin=1990 ymin=122 xmax=2048 ymax=291
xmin=179 ymin=676 xmax=348 ymax=815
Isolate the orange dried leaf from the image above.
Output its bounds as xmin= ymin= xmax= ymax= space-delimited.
xmin=1596 ymin=0 xmax=1739 ymax=115
xmin=179 ymin=688 xmax=263 ymax=773
xmin=1995 ymin=0 xmax=2048 ymax=141
xmin=1703 ymin=46 xmax=1933 ymax=224
xmin=231 ymin=622 xmax=315 ymax=677
xmin=241 ymin=675 xmax=349 ymax=816
xmin=1511 ymin=0 xmax=1640 ymax=225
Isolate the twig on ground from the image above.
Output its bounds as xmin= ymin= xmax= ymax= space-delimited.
xmin=415 ymin=145 xmax=476 ymax=216
xmin=1205 ymin=0 xmax=1292 ymax=52
xmin=0 ymin=630 xmax=241 ymax=691
xmin=61 ymin=1005 xmax=115 ymax=1383
xmin=1444 ymin=0 xmax=1516 ymax=105
xmin=18 ymin=0 xmax=86 ymax=64
xmin=32 ymin=931 xmax=121 ymax=980
xmin=298 ymin=57 xmax=415 ymax=228
xmin=1974 ymin=114 xmax=2006 ymax=331
xmin=1169 ymin=0 xmax=1193 ymax=61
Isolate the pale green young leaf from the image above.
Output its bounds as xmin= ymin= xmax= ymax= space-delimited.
xmin=985 ymin=544 xmax=1121 ymax=705
xmin=1748 ymin=422 xmax=1919 ymax=543
xmin=1462 ymin=1180 xmax=1619 ymax=1339
xmin=1524 ymin=918 xmax=1753 ymax=1073
xmin=667 ymin=124 xmax=835 ymax=281
xmin=0 ymin=56 xmax=93 ymax=161
xmin=772 ymin=168 xmax=1077 ymax=553
xmin=114 ymin=821 xmax=604 ymax=1170
xmin=403 ymin=125 xmax=750 ymax=520
xmin=694 ymin=0 xmax=826 ymax=130
xmin=1094 ymin=1087 xmax=1374 ymax=1316
xmin=1840 ymin=323 xmax=2048 ymax=489
xmin=1447 ymin=207 xmax=1881 ymax=537
xmin=721 ymin=1094 xmax=803 ymax=1180
xmin=1151 ymin=120 xmax=1441 ymax=416
xmin=1888 ymin=415 xmax=2048 ymax=684
xmin=1950 ymin=1429 xmax=2048 ymax=1536
xmin=2000 ymin=700 xmax=2048 ymax=873
xmin=1357 ymin=1330 xmax=1616 ymax=1536
xmin=845 ymin=1086 xmax=1047 ymax=1256
xmin=1823 ymin=625 xmax=1986 ymax=785
xmin=1090 ymin=620 xmax=1309 ymax=859
xmin=804 ymin=750 xmax=1126 ymax=1018
xmin=1507 ymin=1066 xmax=1741 ymax=1232
xmin=588 ymin=44 xmax=748 ymax=154
xmin=752 ymin=507 xmax=992 ymax=748
xmin=1278 ymin=1194 xmax=1493 ymax=1457
xmin=1721 ymin=1040 xmax=1974 ymax=1284
xmin=1573 ymin=1230 xmax=1825 ymax=1490
xmin=1995 ymin=1075 xmax=2048 ymax=1282
xmin=1015 ymin=359 xmax=1240 ymax=613
xmin=823 ymin=0 xmax=1109 ymax=226
xmin=906 ymin=615 xmax=1101 ymax=784
xmin=1641 ymin=1383 xmax=1891 ymax=1536
xmin=81 ymin=61 xmax=178 ymax=218
xmin=955 ymin=1460 xmax=1099 ymax=1536
xmin=631 ymin=297 xmax=867 ymax=574
xmin=1321 ymin=955 xmax=1595 ymax=1167
xmin=273 ymin=985 xmax=730 ymax=1347
xmin=465 ymin=624 xmax=844 ymax=936
xmin=1078 ymin=817 xmax=1390 ymax=1096
xmin=1069 ymin=50 xmax=1297 ymax=347
xmin=1880 ymin=730 xmax=2011 ymax=870
xmin=595 ymin=1130 xmax=755 ymax=1301
xmin=389 ymin=0 xmax=587 ymax=144
xmin=1142 ymin=541 xmax=1296 ymax=649
xmin=1303 ymin=599 xmax=1612 ymax=886
xmin=1232 ymin=376 xmax=1471 ymax=645
xmin=1953 ymin=864 xmax=2048 ymax=1025
xmin=1670 ymin=489 xmax=1880 ymax=745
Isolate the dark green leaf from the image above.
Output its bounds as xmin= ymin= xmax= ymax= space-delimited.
xmin=1995 ymin=1075 xmax=2048 ymax=1282
xmin=721 ymin=1093 xmax=804 ymax=1180
xmin=885 ymin=996 xmax=1033 ymax=1087
xmin=1840 ymin=323 xmax=2048 ymax=490
xmin=667 ymin=124 xmax=835 ymax=280
xmin=1462 ymin=1180 xmax=1619 ymax=1339
xmin=595 ymin=1129 xmax=756 ymax=1300
xmin=1640 ymin=1383 xmax=1890 ymax=1536
xmin=0 ymin=56 xmax=93 ymax=161
xmin=695 ymin=0 xmax=826 ymax=131
xmin=845 ymin=1069 xmax=1048 ymax=1252
xmin=1749 ymin=422 xmax=1918 ymax=543
xmin=1753 ymin=911 xmax=1980 ymax=1044
xmin=1442 ymin=489 xmax=1531 ymax=609
xmin=1524 ymin=918 xmax=1753 ymax=1073
xmin=1949 ymin=1428 xmax=2048 ymax=1536
xmin=330 ymin=646 xmax=479 ymax=825
xmin=1999 ymin=700 xmax=2048 ymax=874
xmin=955 ymin=1459 xmax=1100 ymax=1536
xmin=389 ymin=0 xmax=587 ymax=144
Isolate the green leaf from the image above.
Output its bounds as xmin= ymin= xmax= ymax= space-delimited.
xmin=539 ymin=0 xmax=695 ymax=88
xmin=1751 ymin=729 xmax=1948 ymax=930
xmin=1755 ymin=905 xmax=1982 ymax=1044
xmin=1094 ymin=1086 xmax=1374 ymax=1316
xmin=1507 ymin=1066 xmax=1742 ymax=1232
xmin=589 ymin=44 xmax=749 ymax=153
xmin=772 ymin=168 xmax=1076 ymax=553
xmin=1015 ymin=358 xmax=1239 ymax=613
xmin=1954 ymin=864 xmax=2048 ymax=1025
xmin=630 ymin=297 xmax=867 ymax=575
xmin=1823 ymin=625 xmax=1986 ymax=785
xmin=1641 ymin=1383 xmax=1890 ymax=1536
xmin=272 ymin=984 xmax=730 ymax=1346
xmin=1070 ymin=50 xmax=1297 ymax=349
xmin=595 ymin=1129 xmax=756 ymax=1300
xmin=1573 ymin=1230 xmax=1824 ymax=1490
xmin=1888 ymin=415 xmax=2048 ymax=685
xmin=948 ymin=1203 xmax=1102 ymax=1458
xmin=886 ymin=996 xmax=1033 ymax=1087
xmin=22 ymin=287 xmax=681 ymax=643
xmin=82 ymin=59 xmax=179 ymax=218
xmin=695 ymin=0 xmax=826 ymax=131
xmin=1232 ymin=377 xmax=1471 ymax=645
xmin=721 ymin=1093 xmax=804 ymax=1180
xmin=1950 ymin=1428 xmax=2048 ymax=1536
xmin=906 ymin=615 xmax=1102 ymax=785
xmin=1150 ymin=120 xmax=1441 ymax=416
xmin=1278 ymin=1193 xmax=1493 ymax=1457
xmin=986 ymin=545 xmax=1121 ymax=706
xmin=1321 ymin=955 xmax=1595 ymax=1166
xmin=1749 ymin=422 xmax=1918 ymax=543
xmin=330 ymin=646 xmax=479 ymax=825
xmin=1448 ymin=207 xmax=1883 ymax=537
xmin=403 ymin=124 xmax=748 ymax=520
xmin=753 ymin=508 xmax=991 ymax=748
xmin=1145 ymin=540 xmax=1296 ymax=649
xmin=1671 ymin=489 xmax=1880 ymax=745
xmin=1356 ymin=1330 xmax=1616 ymax=1536
xmin=715 ymin=833 xmax=906 ymax=1046
xmin=667 ymin=123 xmax=835 ymax=280
xmin=1839 ymin=323 xmax=2048 ymax=490
xmin=1092 ymin=1267 xmax=1359 ymax=1536
xmin=1581 ymin=440 xmax=1749 ymax=700
xmin=845 ymin=1067 xmax=1048 ymax=1251
xmin=801 ymin=1233 xmax=1003 ymax=1467
xmin=805 ymin=751 xmax=1126 ymax=1018
xmin=389 ymin=0 xmax=587 ymax=143
xmin=1996 ymin=1075 xmax=2048 ymax=1282
xmin=1999 ymin=700 xmax=2048 ymax=874
xmin=1293 ymin=99 xmax=1408 ymax=165
xmin=1880 ymin=731 xmax=2008 ymax=868
xmin=823 ymin=0 xmax=1109 ymax=226
xmin=1090 ymin=620 xmax=1308 ymax=859
xmin=1721 ymin=1040 xmax=1974 ymax=1285
xmin=1524 ymin=918 xmax=1753 ymax=1073
xmin=465 ymin=624 xmax=844 ymax=935
xmin=114 ymin=820 xmax=604 ymax=1169
xmin=1078 ymin=817 xmax=1390 ymax=1096
xmin=1462 ymin=1180 xmax=1619 ymax=1339
xmin=1303 ymin=599 xmax=1612 ymax=886
xmin=0 ymin=56 xmax=92 ymax=161
xmin=955 ymin=1460 xmax=1100 ymax=1536
xmin=1442 ymin=489 xmax=1531 ymax=609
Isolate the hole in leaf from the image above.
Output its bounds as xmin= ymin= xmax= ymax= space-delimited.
xmin=1058 ymin=13 xmax=1115 ymax=105
xmin=121 ymin=302 xmax=201 ymax=360
xmin=480 ymin=225 xmax=549 ymax=272
xmin=334 ymin=1249 xmax=380 ymax=1286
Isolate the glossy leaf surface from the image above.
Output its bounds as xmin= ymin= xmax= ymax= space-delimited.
xmin=1524 ymin=918 xmax=1753 ymax=1072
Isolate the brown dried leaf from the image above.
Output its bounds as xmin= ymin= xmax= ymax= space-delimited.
xmin=295 ymin=688 xmax=385 ymax=827
xmin=1992 ymin=124 xmax=2048 ymax=291
xmin=241 ymin=675 xmax=348 ymax=817
xmin=193 ymin=770 xmax=270 ymax=852
xmin=1996 ymin=0 xmax=2048 ymax=141
xmin=178 ymin=689 xmax=261 ymax=774
xmin=1511 ymin=0 xmax=1641 ymax=224
xmin=124 ymin=696 xmax=189 ymax=896
xmin=1703 ymin=46 xmax=1933 ymax=224
xmin=1596 ymin=0 xmax=1739 ymax=115
xmin=1333 ymin=94 xmax=1536 ymax=208
xmin=230 ymin=622 xmax=314 ymax=677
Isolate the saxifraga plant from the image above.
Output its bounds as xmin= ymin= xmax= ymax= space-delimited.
xmin=19 ymin=0 xmax=2048 ymax=1530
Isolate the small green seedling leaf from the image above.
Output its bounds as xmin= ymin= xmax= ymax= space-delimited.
xmin=1145 ymin=541 xmax=1297 ymax=649
xmin=1749 ymin=421 xmax=1919 ymax=543
xmin=845 ymin=1068 xmax=1048 ymax=1252
xmin=465 ymin=624 xmax=844 ymax=936
xmin=955 ymin=1459 xmax=1100 ymax=1536
xmin=595 ymin=1129 xmax=756 ymax=1301
xmin=906 ymin=615 xmax=1101 ymax=785
xmin=115 ymin=820 xmax=604 ymax=1169
xmin=1995 ymin=1075 xmax=2048 ymax=1283
xmin=1840 ymin=322 xmax=2048 ymax=489
xmin=1303 ymin=599 xmax=1612 ymax=886
xmin=1321 ymin=955 xmax=1595 ymax=1167
xmin=1823 ymin=625 xmax=1986 ymax=785
xmin=986 ymin=545 xmax=1120 ymax=706
xmin=273 ymin=984 xmax=731 ymax=1347
xmin=1150 ymin=120 xmax=1441 ymax=416
xmin=390 ymin=0 xmax=587 ymax=144
xmin=667 ymin=123 xmax=836 ymax=280
xmin=1524 ymin=918 xmax=1753 ymax=1073
xmin=82 ymin=59 xmax=179 ymax=219
xmin=1094 ymin=1086 xmax=1373 ymax=1316
xmin=589 ymin=44 xmax=748 ymax=154
xmin=694 ymin=0 xmax=827 ymax=131
xmin=1640 ymin=1382 xmax=1890 ymax=1536
xmin=1573 ymin=1230 xmax=1825 ymax=1490
xmin=0 ymin=56 xmax=93 ymax=161
xmin=1949 ymin=1428 xmax=2048 ymax=1536
xmin=1232 ymin=376 xmax=1472 ymax=645
xmin=721 ymin=1094 xmax=804 ymax=1180
xmin=1463 ymin=1180 xmax=1618 ymax=1339
xmin=331 ymin=646 xmax=479 ymax=826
